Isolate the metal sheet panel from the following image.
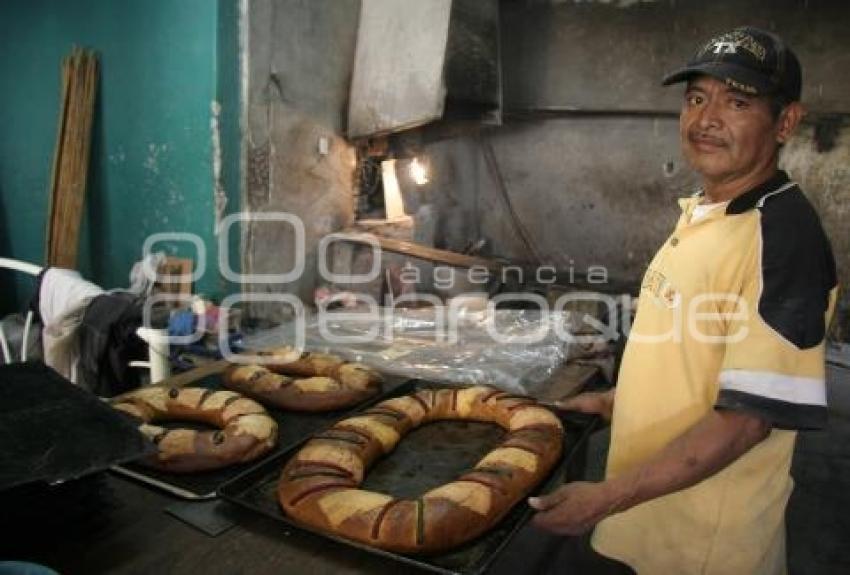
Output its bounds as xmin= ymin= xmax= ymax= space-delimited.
xmin=348 ymin=0 xmax=453 ymax=138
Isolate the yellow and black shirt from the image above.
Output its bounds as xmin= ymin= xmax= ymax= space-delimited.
xmin=592 ymin=170 xmax=837 ymax=574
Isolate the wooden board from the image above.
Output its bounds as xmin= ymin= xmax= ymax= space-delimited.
xmin=155 ymin=257 xmax=194 ymax=302
xmin=343 ymin=234 xmax=504 ymax=272
xmin=46 ymin=47 xmax=98 ymax=269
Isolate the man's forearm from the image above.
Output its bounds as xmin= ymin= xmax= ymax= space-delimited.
xmin=529 ymin=408 xmax=772 ymax=535
xmin=603 ymin=409 xmax=771 ymax=515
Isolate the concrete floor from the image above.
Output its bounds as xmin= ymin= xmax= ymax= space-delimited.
xmin=492 ymin=364 xmax=850 ymax=574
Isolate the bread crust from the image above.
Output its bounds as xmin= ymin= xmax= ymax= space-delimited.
xmin=278 ymin=386 xmax=563 ymax=554
xmin=222 ymin=347 xmax=382 ymax=412
xmin=112 ymin=386 xmax=278 ymax=473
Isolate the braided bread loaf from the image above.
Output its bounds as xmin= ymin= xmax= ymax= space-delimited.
xmin=113 ymin=386 xmax=277 ymax=473
xmin=222 ymin=347 xmax=382 ymax=412
xmin=278 ymin=386 xmax=563 ymax=554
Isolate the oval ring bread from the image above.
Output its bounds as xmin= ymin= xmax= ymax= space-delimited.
xmin=113 ymin=386 xmax=278 ymax=473
xmin=278 ymin=385 xmax=563 ymax=554
xmin=223 ymin=347 xmax=382 ymax=412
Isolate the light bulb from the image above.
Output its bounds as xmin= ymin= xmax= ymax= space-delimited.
xmin=409 ymin=157 xmax=429 ymax=185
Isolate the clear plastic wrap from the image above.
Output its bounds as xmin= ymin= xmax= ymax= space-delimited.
xmin=243 ymin=308 xmax=580 ymax=394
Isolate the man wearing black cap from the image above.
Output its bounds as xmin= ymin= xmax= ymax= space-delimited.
xmin=529 ymin=27 xmax=837 ymax=574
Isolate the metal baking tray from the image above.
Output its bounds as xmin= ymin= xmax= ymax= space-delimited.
xmin=218 ymin=380 xmax=596 ymax=575
xmin=111 ymin=373 xmax=399 ymax=500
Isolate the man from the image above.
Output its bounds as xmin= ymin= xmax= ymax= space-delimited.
xmin=530 ymin=27 xmax=837 ymax=574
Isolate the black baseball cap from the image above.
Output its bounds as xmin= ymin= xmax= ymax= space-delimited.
xmin=662 ymin=26 xmax=802 ymax=102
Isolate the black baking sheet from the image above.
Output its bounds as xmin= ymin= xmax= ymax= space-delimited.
xmin=0 ymin=362 xmax=153 ymax=492
xmin=112 ymin=373 xmax=400 ymax=499
xmin=218 ymin=380 xmax=595 ymax=575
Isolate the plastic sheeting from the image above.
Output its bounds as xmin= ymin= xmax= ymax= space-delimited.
xmin=243 ymin=308 xmax=584 ymax=394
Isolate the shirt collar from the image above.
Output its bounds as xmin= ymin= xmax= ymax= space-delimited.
xmin=725 ymin=170 xmax=792 ymax=214
xmin=679 ymin=171 xmax=793 ymax=215
xmin=677 ymin=190 xmax=702 ymax=212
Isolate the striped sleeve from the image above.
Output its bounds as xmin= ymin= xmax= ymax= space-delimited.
xmin=717 ymin=369 xmax=828 ymax=429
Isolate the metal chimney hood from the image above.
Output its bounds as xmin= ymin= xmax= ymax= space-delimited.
xmin=347 ymin=0 xmax=501 ymax=139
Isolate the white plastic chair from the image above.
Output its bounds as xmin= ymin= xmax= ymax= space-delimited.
xmin=130 ymin=327 xmax=171 ymax=384
xmin=0 ymin=257 xmax=43 ymax=364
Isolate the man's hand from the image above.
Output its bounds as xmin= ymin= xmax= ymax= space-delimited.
xmin=555 ymin=388 xmax=616 ymax=422
xmin=530 ymin=409 xmax=771 ymax=538
xmin=529 ymin=481 xmax=624 ymax=535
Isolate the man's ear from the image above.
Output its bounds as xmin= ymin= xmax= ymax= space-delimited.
xmin=776 ymin=101 xmax=805 ymax=144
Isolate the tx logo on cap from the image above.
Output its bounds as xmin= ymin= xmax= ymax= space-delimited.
xmin=711 ymin=40 xmax=739 ymax=55
xmin=701 ymin=30 xmax=767 ymax=62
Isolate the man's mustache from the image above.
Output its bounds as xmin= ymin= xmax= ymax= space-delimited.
xmin=687 ymin=130 xmax=727 ymax=147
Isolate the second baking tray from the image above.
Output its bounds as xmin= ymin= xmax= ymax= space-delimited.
xmin=218 ymin=380 xmax=596 ymax=575
xmin=111 ymin=373 xmax=401 ymax=499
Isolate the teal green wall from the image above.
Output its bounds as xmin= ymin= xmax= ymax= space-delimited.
xmin=0 ymin=0 xmax=241 ymax=312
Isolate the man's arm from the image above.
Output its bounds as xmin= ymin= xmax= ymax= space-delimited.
xmin=529 ymin=408 xmax=770 ymax=535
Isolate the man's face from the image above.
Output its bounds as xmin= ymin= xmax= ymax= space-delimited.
xmin=679 ymin=76 xmax=781 ymax=183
